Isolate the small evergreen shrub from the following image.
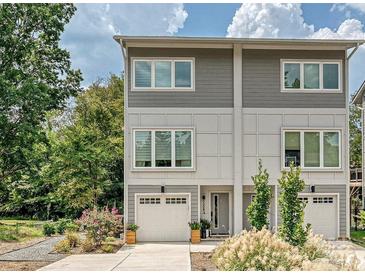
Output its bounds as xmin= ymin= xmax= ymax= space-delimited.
xmin=56 ymin=219 xmax=73 ymax=234
xmin=247 ymin=159 xmax=271 ymax=230
xmin=278 ymin=163 xmax=308 ymax=246
xmin=101 ymin=244 xmax=114 ymax=253
xmin=43 ymin=222 xmax=56 ymax=236
xmin=105 ymin=236 xmax=116 ymax=242
xmin=54 ymin=239 xmax=71 ymax=253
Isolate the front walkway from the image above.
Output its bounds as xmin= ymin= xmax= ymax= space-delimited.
xmin=39 ymin=242 xmax=190 ymax=271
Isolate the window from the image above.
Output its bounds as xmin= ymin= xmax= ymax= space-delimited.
xmin=283 ymin=130 xmax=341 ymax=169
xmin=313 ymin=197 xmax=334 ymax=204
xmin=133 ymin=129 xmax=193 ymax=169
xmin=139 ymin=197 xmax=161 ymax=204
xmin=132 ymin=58 xmax=194 ymax=90
xmin=166 ymin=197 xmax=187 ymax=204
xmin=282 ymin=60 xmax=341 ymax=92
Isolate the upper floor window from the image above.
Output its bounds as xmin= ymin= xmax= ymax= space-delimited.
xmin=132 ymin=58 xmax=194 ymax=91
xmin=281 ymin=60 xmax=341 ymax=92
xmin=283 ymin=129 xmax=341 ymax=169
xmin=133 ymin=129 xmax=193 ymax=170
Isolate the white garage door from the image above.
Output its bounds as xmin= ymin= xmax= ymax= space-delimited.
xmin=300 ymin=195 xmax=338 ymax=240
xmin=136 ymin=194 xmax=190 ymax=242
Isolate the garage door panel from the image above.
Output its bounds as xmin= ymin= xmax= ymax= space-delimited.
xmin=300 ymin=195 xmax=337 ymax=240
xmin=136 ymin=195 xmax=190 ymax=242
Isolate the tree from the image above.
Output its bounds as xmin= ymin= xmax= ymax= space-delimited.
xmin=0 ymin=4 xmax=82 ymax=207
xmin=246 ymin=159 xmax=271 ymax=230
xmin=47 ymin=75 xmax=124 ymax=218
xmin=349 ymin=103 xmax=362 ymax=168
xmin=278 ymin=163 xmax=308 ymax=246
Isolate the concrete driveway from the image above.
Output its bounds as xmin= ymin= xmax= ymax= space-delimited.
xmin=39 ymin=242 xmax=190 ymax=271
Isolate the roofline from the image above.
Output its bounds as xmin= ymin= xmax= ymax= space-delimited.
xmin=113 ymin=35 xmax=365 ymax=49
xmin=352 ymin=80 xmax=365 ymax=105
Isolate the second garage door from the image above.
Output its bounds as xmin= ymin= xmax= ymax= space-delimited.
xmin=136 ymin=194 xmax=190 ymax=242
xmin=300 ymin=195 xmax=338 ymax=240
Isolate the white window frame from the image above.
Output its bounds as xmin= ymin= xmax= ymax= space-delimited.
xmin=132 ymin=128 xmax=195 ymax=171
xmin=131 ymin=57 xmax=195 ymax=91
xmin=281 ymin=129 xmax=342 ymax=171
xmin=280 ymin=59 xmax=342 ymax=93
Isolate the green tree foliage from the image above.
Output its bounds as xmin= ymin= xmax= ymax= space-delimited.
xmin=47 ymin=75 xmax=124 ymax=218
xmin=278 ymin=163 xmax=308 ymax=246
xmin=349 ymin=103 xmax=362 ymax=168
xmin=0 ymin=4 xmax=82 ymax=209
xmin=247 ymin=159 xmax=271 ymax=230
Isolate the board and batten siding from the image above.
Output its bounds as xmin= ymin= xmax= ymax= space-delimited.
xmin=242 ymin=49 xmax=346 ymax=108
xmin=276 ymin=185 xmax=346 ymax=237
xmin=127 ymin=185 xmax=199 ymax=224
xmin=128 ymin=48 xmax=233 ymax=108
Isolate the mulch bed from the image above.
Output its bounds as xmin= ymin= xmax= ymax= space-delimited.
xmin=191 ymin=252 xmax=217 ymax=271
xmin=0 ymin=261 xmax=50 ymax=271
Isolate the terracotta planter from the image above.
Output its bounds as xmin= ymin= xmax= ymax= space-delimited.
xmin=191 ymin=229 xmax=201 ymax=244
xmin=126 ymin=230 xmax=136 ymax=244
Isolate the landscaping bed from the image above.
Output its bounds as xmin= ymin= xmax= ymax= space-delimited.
xmin=191 ymin=252 xmax=216 ymax=271
xmin=0 ymin=261 xmax=51 ymax=271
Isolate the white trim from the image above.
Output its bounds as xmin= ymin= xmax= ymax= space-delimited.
xmin=280 ymin=59 xmax=342 ymax=93
xmin=132 ymin=127 xmax=195 ymax=171
xmin=281 ymin=128 xmax=342 ymax=171
xmin=131 ymin=57 xmax=195 ymax=92
xmin=298 ymin=193 xmax=340 ymax=239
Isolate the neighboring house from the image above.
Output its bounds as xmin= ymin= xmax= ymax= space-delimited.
xmin=114 ymin=36 xmax=364 ymax=241
xmin=351 ymin=81 xmax=365 ymax=208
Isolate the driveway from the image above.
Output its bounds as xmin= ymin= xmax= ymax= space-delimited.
xmin=39 ymin=242 xmax=190 ymax=271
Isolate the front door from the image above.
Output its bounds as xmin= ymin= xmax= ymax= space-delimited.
xmin=211 ymin=193 xmax=229 ymax=235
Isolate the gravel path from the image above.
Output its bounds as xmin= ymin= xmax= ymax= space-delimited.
xmin=0 ymin=236 xmax=66 ymax=262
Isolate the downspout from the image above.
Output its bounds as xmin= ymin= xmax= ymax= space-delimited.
xmin=346 ymin=43 xmax=360 ymax=238
xmin=119 ymin=38 xmax=129 ymax=241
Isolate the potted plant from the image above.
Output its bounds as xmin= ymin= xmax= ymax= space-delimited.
xmin=200 ymin=219 xmax=211 ymax=239
xmin=126 ymin=224 xmax=139 ymax=244
xmin=189 ymin=222 xmax=201 ymax=244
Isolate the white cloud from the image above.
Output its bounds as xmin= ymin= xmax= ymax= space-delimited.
xmin=227 ymin=4 xmax=314 ymax=38
xmin=61 ymin=4 xmax=188 ymax=85
xmin=227 ymin=3 xmax=365 ymax=93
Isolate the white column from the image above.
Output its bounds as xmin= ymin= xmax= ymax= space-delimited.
xmin=233 ymin=44 xmax=243 ymax=234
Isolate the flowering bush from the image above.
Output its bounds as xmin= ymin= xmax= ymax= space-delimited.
xmin=76 ymin=207 xmax=123 ymax=246
xmin=212 ymin=228 xmax=304 ymax=271
xmin=212 ymin=229 xmax=360 ymax=271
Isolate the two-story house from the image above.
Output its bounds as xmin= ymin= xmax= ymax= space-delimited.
xmin=114 ymin=36 xmax=364 ymax=241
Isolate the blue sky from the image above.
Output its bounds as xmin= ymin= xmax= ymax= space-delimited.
xmin=60 ymin=3 xmax=365 ymax=95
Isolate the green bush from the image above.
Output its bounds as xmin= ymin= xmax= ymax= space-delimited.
xmin=43 ymin=223 xmax=56 ymax=236
xmin=127 ymin=224 xmax=139 ymax=232
xmin=65 ymin=222 xmax=79 ymax=232
xmin=54 ymin=239 xmax=71 ymax=253
xmin=247 ymin=159 xmax=271 ymax=230
xmin=278 ymin=163 xmax=308 ymax=246
xmin=56 ymin=219 xmax=73 ymax=234
xmin=105 ymin=236 xmax=116 ymax=243
xmin=101 ymin=244 xmax=114 ymax=253
xmin=81 ymin=237 xmax=95 ymax=252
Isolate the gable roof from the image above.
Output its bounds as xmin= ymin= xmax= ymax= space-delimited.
xmin=352 ymin=80 xmax=365 ymax=105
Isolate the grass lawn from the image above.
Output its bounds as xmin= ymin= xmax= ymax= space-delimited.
xmin=350 ymin=230 xmax=365 ymax=248
xmin=0 ymin=219 xmax=44 ymax=242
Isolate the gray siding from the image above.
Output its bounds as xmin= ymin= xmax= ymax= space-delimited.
xmin=128 ymin=48 xmax=233 ymax=108
xmin=127 ymin=185 xmax=199 ymax=224
xmin=277 ymin=185 xmax=347 ymax=237
xmin=242 ymin=49 xmax=346 ymax=108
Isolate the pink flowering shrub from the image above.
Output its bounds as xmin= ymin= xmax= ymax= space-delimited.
xmin=76 ymin=207 xmax=123 ymax=246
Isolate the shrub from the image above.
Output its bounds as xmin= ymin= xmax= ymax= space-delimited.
xmin=212 ymin=228 xmax=304 ymax=271
xmin=65 ymin=222 xmax=79 ymax=232
xmin=54 ymin=239 xmax=71 ymax=253
xmin=56 ymin=219 xmax=73 ymax=234
xmin=200 ymin=219 xmax=211 ymax=230
xmin=76 ymin=207 xmax=123 ymax=246
xmin=101 ymin=244 xmax=114 ymax=253
xmin=247 ymin=159 xmax=271 ymax=230
xmin=278 ymin=163 xmax=308 ymax=246
xmin=65 ymin=231 xmax=80 ymax=248
xmin=81 ymin=237 xmax=95 ymax=252
xmin=300 ymin=230 xmax=329 ymax=261
xmin=105 ymin=236 xmax=116 ymax=242
xmin=43 ymin=222 xmax=56 ymax=236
